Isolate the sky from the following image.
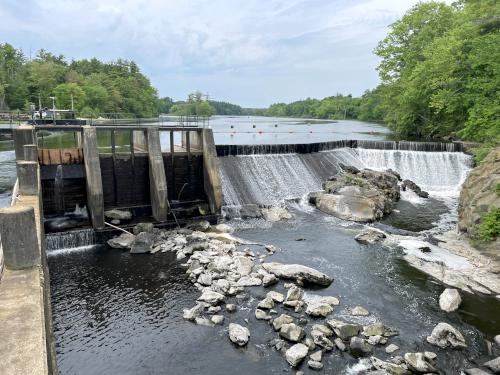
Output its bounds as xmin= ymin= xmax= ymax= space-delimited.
xmin=1 ymin=0 xmax=439 ymax=107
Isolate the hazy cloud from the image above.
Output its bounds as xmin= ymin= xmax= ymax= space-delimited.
xmin=0 ymin=0 xmax=444 ymax=106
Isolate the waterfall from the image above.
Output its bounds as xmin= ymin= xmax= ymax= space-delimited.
xmin=218 ymin=148 xmax=472 ymax=207
xmin=54 ymin=164 xmax=65 ymax=214
xmin=45 ymin=228 xmax=96 ymax=254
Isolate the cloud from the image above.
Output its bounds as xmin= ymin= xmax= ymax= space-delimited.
xmin=0 ymin=0 xmax=446 ymax=106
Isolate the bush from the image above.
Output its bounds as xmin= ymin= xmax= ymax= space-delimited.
xmin=476 ymin=208 xmax=500 ymax=242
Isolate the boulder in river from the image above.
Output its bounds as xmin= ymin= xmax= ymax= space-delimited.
xmin=133 ymin=222 xmax=154 ymax=235
xmin=351 ymin=306 xmax=370 ymax=316
xmin=483 ymin=356 xmax=500 ymax=373
xmin=107 ymin=232 xmax=135 ymax=249
xmin=228 ymin=323 xmax=250 ymax=346
xmin=261 ymin=206 xmax=292 ymax=222
xmin=349 ymin=337 xmax=373 ymax=357
xmin=262 ymin=262 xmax=333 ymax=286
xmin=404 ymin=352 xmax=437 ymax=373
xmin=326 ymin=320 xmax=362 ymax=340
xmin=285 ymin=343 xmax=309 ymax=367
xmin=305 ymin=301 xmax=334 ymax=317
xmin=426 ymin=322 xmax=467 ymax=349
xmin=355 ymin=229 xmax=386 ymax=245
xmin=402 ymin=179 xmax=429 ymax=198
xmin=439 ymin=288 xmax=462 ymax=312
xmin=280 ymin=323 xmax=305 ymax=342
xmin=273 ymin=314 xmax=294 ymax=331
xmin=130 ymin=232 xmax=154 ymax=253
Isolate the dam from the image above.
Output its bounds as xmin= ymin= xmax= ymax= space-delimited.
xmin=0 ymin=117 xmax=498 ymax=375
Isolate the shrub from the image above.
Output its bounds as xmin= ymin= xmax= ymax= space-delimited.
xmin=476 ymin=208 xmax=500 ymax=242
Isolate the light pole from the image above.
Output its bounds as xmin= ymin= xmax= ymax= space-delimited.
xmin=49 ymin=96 xmax=56 ymax=125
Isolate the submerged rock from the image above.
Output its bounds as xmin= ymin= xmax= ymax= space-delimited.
xmin=261 ymin=207 xmax=292 ymax=222
xmin=228 ymin=323 xmax=250 ymax=346
xmin=439 ymin=288 xmax=462 ymax=312
xmin=133 ymin=222 xmax=154 ymax=235
xmin=426 ymin=322 xmax=467 ymax=349
xmin=262 ymin=262 xmax=333 ymax=286
xmin=183 ymin=303 xmax=205 ymax=321
xmin=350 ymin=337 xmax=373 ymax=357
xmin=285 ymin=343 xmax=309 ymax=367
xmin=351 ymin=306 xmax=370 ymax=316
xmin=107 ymin=232 xmax=135 ymax=249
xmin=355 ymin=229 xmax=386 ymax=245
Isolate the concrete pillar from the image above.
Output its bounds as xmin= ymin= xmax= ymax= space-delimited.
xmin=13 ymin=125 xmax=36 ymax=161
xmin=0 ymin=206 xmax=40 ymax=269
xmin=202 ymin=129 xmax=222 ymax=214
xmin=16 ymin=161 xmax=39 ymax=195
xmin=147 ymin=128 xmax=168 ymax=221
xmin=24 ymin=144 xmax=38 ymax=162
xmin=133 ymin=130 xmax=147 ymax=152
xmin=82 ymin=126 xmax=105 ymax=229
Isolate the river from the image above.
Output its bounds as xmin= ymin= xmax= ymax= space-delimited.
xmin=1 ymin=117 xmax=498 ymax=374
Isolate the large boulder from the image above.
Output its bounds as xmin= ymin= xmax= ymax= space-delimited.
xmin=107 ymin=232 xmax=135 ymax=249
xmin=130 ymin=232 xmax=154 ymax=253
xmin=404 ymin=352 xmax=437 ymax=373
xmin=262 ymin=262 xmax=333 ymax=286
xmin=439 ymin=288 xmax=462 ymax=312
xmin=280 ymin=323 xmax=305 ymax=342
xmin=355 ymin=229 xmax=386 ymax=245
xmin=349 ymin=337 xmax=373 ymax=357
xmin=326 ymin=320 xmax=362 ymax=340
xmin=228 ymin=323 xmax=250 ymax=346
xmin=261 ymin=207 xmax=292 ymax=222
xmin=426 ymin=322 xmax=467 ymax=349
xmin=316 ymin=169 xmax=400 ymax=222
xmin=458 ymin=147 xmax=500 ymax=254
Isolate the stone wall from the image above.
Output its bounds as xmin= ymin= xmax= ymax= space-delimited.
xmin=458 ymin=147 xmax=500 ymax=255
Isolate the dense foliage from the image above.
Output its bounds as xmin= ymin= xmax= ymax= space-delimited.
xmin=373 ymin=0 xmax=500 ymax=142
xmin=0 ymin=45 xmax=159 ymax=117
xmin=476 ymin=207 xmax=500 ymax=242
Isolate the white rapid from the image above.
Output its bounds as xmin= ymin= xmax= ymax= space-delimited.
xmin=218 ymin=148 xmax=473 ymax=207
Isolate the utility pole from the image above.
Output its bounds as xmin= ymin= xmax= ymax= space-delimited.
xmin=71 ymin=93 xmax=74 ymax=111
xmin=50 ymin=96 xmax=56 ymax=125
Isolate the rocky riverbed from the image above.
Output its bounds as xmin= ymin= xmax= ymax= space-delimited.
xmin=104 ymin=218 xmax=500 ymax=374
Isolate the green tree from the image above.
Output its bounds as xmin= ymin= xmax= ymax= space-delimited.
xmin=53 ymin=83 xmax=86 ymax=110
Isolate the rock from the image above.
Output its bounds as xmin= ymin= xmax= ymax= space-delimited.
xmin=197 ymin=290 xmax=224 ymax=305
xmin=228 ymin=323 xmax=250 ymax=346
xmin=280 ymin=323 xmax=305 ymax=342
xmin=211 ymin=315 xmax=224 ymax=325
xmin=195 ymin=316 xmax=214 ymax=326
xmin=326 ymin=320 xmax=362 ymax=340
xmin=334 ymin=338 xmax=346 ymax=351
xmin=267 ymin=291 xmax=285 ymax=303
xmin=351 ymin=306 xmax=370 ymax=316
xmin=310 ymin=350 xmax=322 ymax=362
xmin=186 ymin=220 xmax=210 ymax=232
xmin=258 ymin=297 xmax=275 ymax=310
xmin=213 ymin=223 xmax=234 ymax=233
xmin=339 ymin=164 xmax=360 ymax=174
xmin=312 ymin=324 xmax=333 ymax=337
xmin=104 ymin=209 xmax=132 ymax=220
xmin=273 ymin=314 xmax=294 ymax=331
xmin=263 ymin=262 xmax=333 ymax=286
xmin=197 ymin=273 xmax=213 ymax=286
xmin=107 ymin=232 xmax=135 ymax=249
xmin=439 ymin=288 xmax=462 ymax=312
xmin=350 ymin=337 xmax=373 ymax=357
xmin=261 ymin=207 xmax=292 ymax=222
xmin=285 ymin=343 xmax=309 ymax=367
xmin=483 ymin=356 xmax=500 ymax=373
xmin=315 ymin=192 xmax=383 ymax=222
xmin=368 ymin=335 xmax=387 ymax=345
xmin=233 ymin=256 xmax=254 ymax=276
xmin=133 ymin=222 xmax=154 ymax=235
xmin=226 ymin=304 xmax=237 ymax=313
xmin=183 ymin=303 xmax=205 ymax=321
xmin=308 ymin=360 xmax=323 ymax=370
xmin=363 ymin=323 xmax=398 ymax=338
xmin=286 ymin=285 xmax=304 ymax=301
xmin=207 ymin=306 xmax=221 ymax=314
xmin=236 ymin=276 xmax=262 ymax=287
xmin=355 ymin=229 xmax=386 ymax=245
xmin=404 ymin=352 xmax=436 ymax=373
xmin=402 ymin=179 xmax=428 ymax=199
xmin=262 ymin=273 xmax=278 ymax=287
xmin=426 ymin=322 xmax=467 ymax=349
xmin=130 ymin=232 xmax=154 ymax=253
xmin=239 ymin=204 xmax=263 ymax=218
xmin=255 ymin=308 xmax=272 ymax=320
xmin=311 ymin=330 xmax=334 ymax=350
xmin=110 ymin=219 xmax=120 ymax=225
xmin=458 ymin=147 xmax=500 ymax=245
xmin=371 ymin=357 xmax=409 ymax=375
xmin=320 ymin=296 xmax=340 ymax=306
xmin=305 ymin=302 xmax=333 ymax=317
xmin=495 ymin=335 xmax=500 ymax=346
xmin=386 ymin=344 xmax=400 ymax=354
